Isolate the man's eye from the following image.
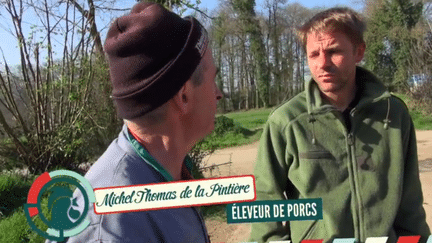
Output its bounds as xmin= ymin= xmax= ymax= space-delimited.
xmin=309 ymin=53 xmax=318 ymax=58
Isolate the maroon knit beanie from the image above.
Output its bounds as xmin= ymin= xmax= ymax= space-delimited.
xmin=104 ymin=2 xmax=209 ymax=119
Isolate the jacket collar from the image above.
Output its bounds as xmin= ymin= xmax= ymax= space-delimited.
xmin=306 ymin=66 xmax=391 ymax=114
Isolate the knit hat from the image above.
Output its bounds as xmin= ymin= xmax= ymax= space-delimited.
xmin=104 ymin=2 xmax=209 ymax=119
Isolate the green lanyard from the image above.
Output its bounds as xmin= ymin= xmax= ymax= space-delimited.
xmin=126 ymin=130 xmax=193 ymax=182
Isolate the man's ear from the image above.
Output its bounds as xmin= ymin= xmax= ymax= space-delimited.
xmin=172 ymin=80 xmax=193 ymax=115
xmin=355 ymin=42 xmax=366 ymax=63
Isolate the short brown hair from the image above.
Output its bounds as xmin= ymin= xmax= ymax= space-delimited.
xmin=297 ymin=7 xmax=366 ymax=50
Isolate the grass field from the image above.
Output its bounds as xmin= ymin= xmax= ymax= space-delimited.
xmin=393 ymin=93 xmax=432 ymax=130
xmin=197 ymin=108 xmax=274 ymax=151
xmin=222 ymin=108 xmax=273 ymax=130
xmin=220 ymin=95 xmax=432 ymax=132
xmin=0 ymin=174 xmax=47 ymax=243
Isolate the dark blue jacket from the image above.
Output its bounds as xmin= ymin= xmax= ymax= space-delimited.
xmin=47 ymin=125 xmax=209 ymax=243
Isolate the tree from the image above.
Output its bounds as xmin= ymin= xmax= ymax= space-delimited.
xmin=208 ymin=1 xmax=314 ymax=111
xmin=264 ymin=0 xmax=286 ymax=104
xmin=406 ymin=1 xmax=432 ymax=109
xmin=0 ymin=0 xmax=122 ymax=174
xmin=231 ymin=0 xmax=270 ymax=108
xmin=365 ymin=0 xmax=423 ymax=90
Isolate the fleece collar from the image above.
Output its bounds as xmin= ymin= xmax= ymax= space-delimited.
xmin=306 ymin=66 xmax=391 ymax=114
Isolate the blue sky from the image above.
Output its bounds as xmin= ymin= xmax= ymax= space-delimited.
xmin=199 ymin=0 xmax=362 ymax=12
xmin=0 ymin=0 xmax=363 ymax=67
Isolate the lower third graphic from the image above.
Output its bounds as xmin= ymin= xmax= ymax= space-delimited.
xmin=24 ymin=170 xmax=95 ymax=241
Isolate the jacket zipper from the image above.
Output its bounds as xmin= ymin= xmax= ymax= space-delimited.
xmin=348 ymin=107 xmax=365 ymax=242
xmin=313 ymin=92 xmax=390 ymax=242
xmin=334 ymin=109 xmax=363 ymax=242
xmin=347 ymin=132 xmax=363 ymax=241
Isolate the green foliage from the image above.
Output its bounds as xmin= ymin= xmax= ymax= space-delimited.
xmin=213 ymin=115 xmax=247 ymax=136
xmin=188 ymin=140 xmax=215 ymax=179
xmin=140 ymin=0 xmax=202 ymax=15
xmin=393 ymin=93 xmax=432 ymax=130
xmin=189 ymin=116 xmax=246 ymax=178
xmin=201 ymin=204 xmax=227 ymax=220
xmin=201 ymin=109 xmax=273 ymax=150
xmin=231 ymin=0 xmax=270 ymax=107
xmin=0 ymin=56 xmax=122 ymax=175
xmin=0 ymin=174 xmax=32 ymax=218
xmin=223 ymin=108 xmax=272 ymax=130
xmin=0 ymin=198 xmax=49 ymax=243
xmin=188 ymin=115 xmax=263 ymax=178
xmin=0 ymin=139 xmax=22 ymax=172
xmin=365 ymin=0 xmax=423 ymax=90
xmin=0 ymin=0 xmax=123 ymax=175
xmin=199 ymin=115 xmax=260 ymax=150
xmin=190 ymin=114 xmax=266 ymax=219
xmin=0 ymin=210 xmax=34 ymax=242
xmin=143 ymin=0 xmax=183 ymax=8
xmin=0 ymin=174 xmax=48 ymax=242
xmin=410 ymin=110 xmax=432 ymax=130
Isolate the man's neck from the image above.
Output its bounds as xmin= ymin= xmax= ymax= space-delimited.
xmin=127 ymin=123 xmax=188 ymax=181
xmin=322 ymin=83 xmax=357 ymax=111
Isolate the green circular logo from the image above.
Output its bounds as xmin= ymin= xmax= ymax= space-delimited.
xmin=24 ymin=170 xmax=95 ymax=241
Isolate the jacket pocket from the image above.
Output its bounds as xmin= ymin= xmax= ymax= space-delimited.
xmin=296 ymin=150 xmax=347 ymax=194
xmin=299 ymin=151 xmax=334 ymax=160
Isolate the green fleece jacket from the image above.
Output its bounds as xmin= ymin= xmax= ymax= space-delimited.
xmin=250 ymin=67 xmax=430 ymax=243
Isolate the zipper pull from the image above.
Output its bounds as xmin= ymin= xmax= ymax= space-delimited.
xmin=347 ymin=133 xmax=354 ymax=146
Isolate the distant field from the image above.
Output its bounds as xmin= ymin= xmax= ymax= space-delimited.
xmin=221 ymin=108 xmax=273 ymax=130
xmin=203 ymin=94 xmax=432 ymax=152
xmin=197 ymin=108 xmax=273 ymax=150
xmin=219 ymin=95 xmax=432 ymax=131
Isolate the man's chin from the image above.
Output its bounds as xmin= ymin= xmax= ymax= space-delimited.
xmin=318 ymin=83 xmax=344 ymax=94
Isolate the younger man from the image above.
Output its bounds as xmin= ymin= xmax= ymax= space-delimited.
xmin=250 ymin=7 xmax=430 ymax=243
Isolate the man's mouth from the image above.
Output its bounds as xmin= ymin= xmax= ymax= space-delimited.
xmin=319 ymin=73 xmax=335 ymax=77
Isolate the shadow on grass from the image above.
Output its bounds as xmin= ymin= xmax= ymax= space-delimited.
xmin=0 ymin=174 xmax=32 ymax=218
xmin=243 ymin=127 xmax=263 ymax=137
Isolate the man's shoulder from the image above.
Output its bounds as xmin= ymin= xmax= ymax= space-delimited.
xmin=268 ymin=91 xmax=308 ymax=125
xmin=388 ymin=94 xmax=415 ymax=127
xmin=389 ymin=94 xmax=410 ymax=112
xmin=84 ymin=132 xmax=164 ymax=189
xmin=60 ymin=139 xmax=203 ymax=242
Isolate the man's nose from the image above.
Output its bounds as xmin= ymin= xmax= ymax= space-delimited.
xmin=215 ymin=86 xmax=223 ymax=101
xmin=317 ymin=52 xmax=332 ymax=69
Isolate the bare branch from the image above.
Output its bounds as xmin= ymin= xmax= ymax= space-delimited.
xmin=179 ymin=0 xmax=215 ymax=19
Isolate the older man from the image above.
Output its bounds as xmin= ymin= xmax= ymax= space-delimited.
xmin=47 ymin=2 xmax=222 ymax=242
xmin=250 ymin=7 xmax=430 ymax=243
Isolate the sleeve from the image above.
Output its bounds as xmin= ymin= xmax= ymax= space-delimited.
xmin=249 ymin=119 xmax=294 ymax=243
xmin=393 ymin=116 xmax=430 ymax=242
